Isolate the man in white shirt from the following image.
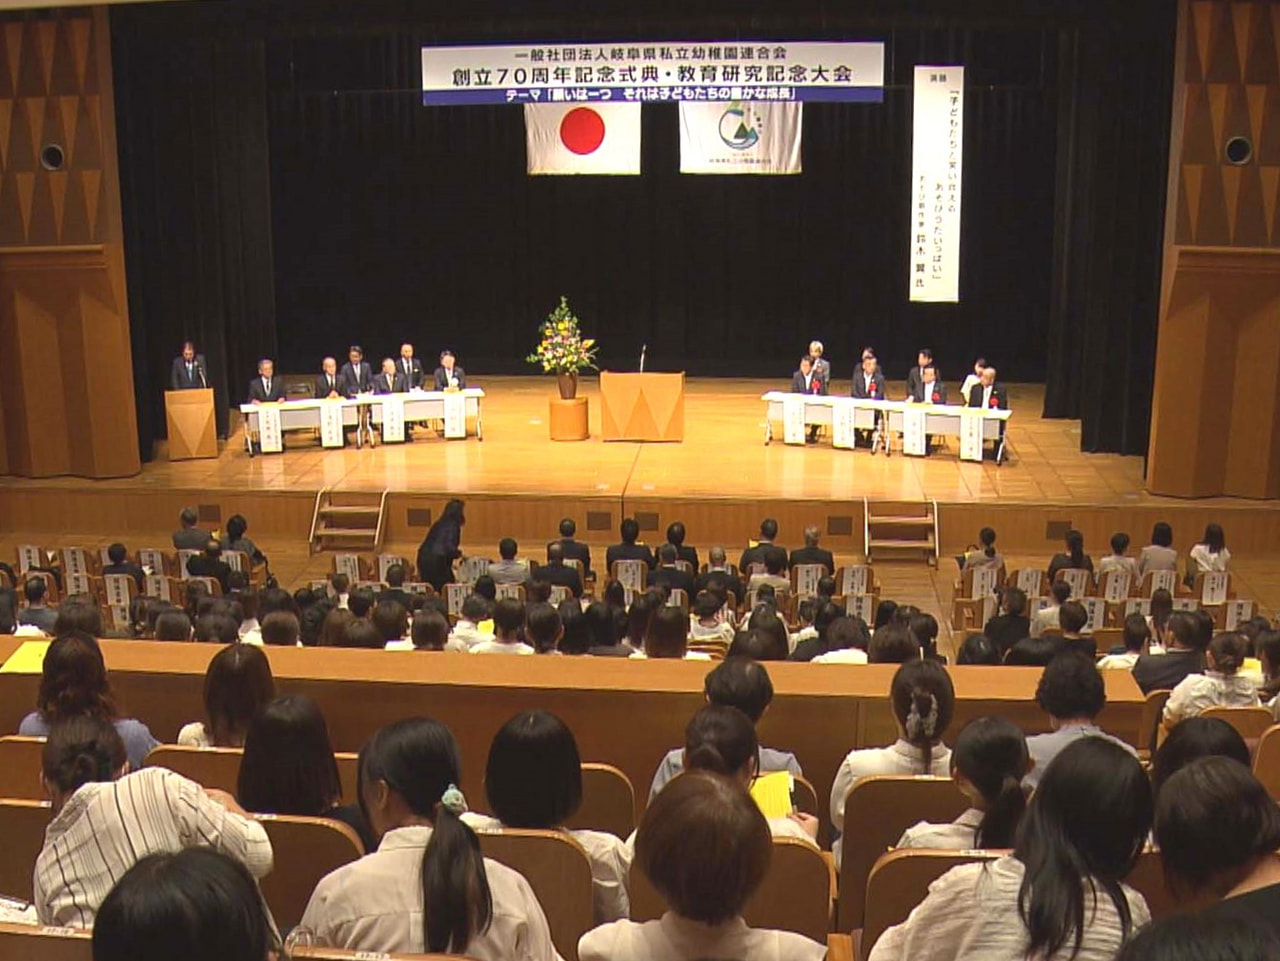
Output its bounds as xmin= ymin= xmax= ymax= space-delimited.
xmin=447 ymin=594 xmax=494 ymax=651
xmin=330 ymin=572 xmax=351 ymax=610
xmin=1030 ymin=581 xmax=1072 ymax=638
xmin=469 ymin=598 xmax=533 ymax=655
xmin=1096 ymin=532 xmax=1140 ymax=585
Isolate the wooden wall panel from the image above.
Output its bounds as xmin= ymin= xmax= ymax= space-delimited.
xmin=384 ymin=492 xmax=619 ymax=552
xmin=619 ymin=497 xmax=865 ymax=558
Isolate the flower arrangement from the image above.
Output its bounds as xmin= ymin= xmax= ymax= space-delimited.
xmin=526 ymin=296 xmax=598 ymax=374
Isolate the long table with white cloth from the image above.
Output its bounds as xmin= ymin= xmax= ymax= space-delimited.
xmin=239 ymin=389 xmax=485 ymax=453
xmin=761 ymin=391 xmax=1011 ymax=462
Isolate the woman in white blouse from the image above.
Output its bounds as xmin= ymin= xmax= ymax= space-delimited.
xmin=177 ymin=643 xmax=276 ymax=749
xmin=579 ymin=770 xmax=826 ymax=961
xmin=870 ymin=737 xmax=1153 ymax=961
xmin=1163 ymin=632 xmax=1259 ymax=728
xmin=897 ymin=716 xmax=1029 ymax=851
xmin=1189 ymin=523 xmax=1231 ymax=574
xmin=463 ymin=710 xmax=633 ymax=923
xmin=297 ymin=717 xmax=560 ymax=961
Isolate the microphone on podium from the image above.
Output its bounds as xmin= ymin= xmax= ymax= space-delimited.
xmin=639 ymin=344 xmax=647 ymax=373
xmin=195 ymin=362 xmax=207 ymax=389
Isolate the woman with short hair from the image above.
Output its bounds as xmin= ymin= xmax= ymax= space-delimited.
xmin=178 ymin=644 xmax=275 ymax=748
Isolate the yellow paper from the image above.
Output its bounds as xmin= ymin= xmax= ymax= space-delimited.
xmin=750 ymin=771 xmax=794 ymax=820
xmin=478 ymin=618 xmax=495 ymax=635
xmin=0 ymin=640 xmax=51 ymax=674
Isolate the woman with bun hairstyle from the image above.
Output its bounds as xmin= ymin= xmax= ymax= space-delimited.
xmin=1162 ymin=632 xmax=1259 ymax=727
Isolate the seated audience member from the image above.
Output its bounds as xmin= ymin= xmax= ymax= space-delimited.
xmin=346 ymin=588 xmax=377 ymax=620
xmin=372 ymin=599 xmax=409 ymax=648
xmin=813 ymin=616 xmax=871 ymax=664
xmin=558 ymin=601 xmax=590 ymax=655
xmin=317 ymin=608 xmax=356 ymax=648
xmin=35 ymin=717 xmax=272 ymax=928
xmin=1147 ymin=588 xmax=1174 ymax=647
xmin=330 ymin=572 xmax=351 ymax=609
xmin=678 ymin=704 xmax=818 ymax=846
xmin=339 ymin=618 xmax=385 ymax=650
xmin=789 ymin=526 xmax=835 ymax=575
xmin=464 ymin=710 xmax=631 ymax=922
xmin=872 ymin=599 xmax=898 ymax=631
xmin=1056 ymin=601 xmax=1095 ymax=658
xmin=1047 ymin=528 xmax=1093 ymax=584
xmin=186 ymin=540 xmax=232 ymax=594
xmin=689 ymin=590 xmax=735 ymax=647
xmin=1132 ymin=610 xmax=1207 ymax=694
xmin=54 ymin=599 xmax=105 ymax=639
xmin=378 ymin=565 xmax=413 ymax=610
xmin=650 ymin=658 xmax=802 ymax=799
xmin=374 ymin=357 xmax=407 ymax=395
xmin=486 ymin=538 xmax=527 ymax=585
xmin=224 ymin=513 xmax=265 ymax=567
xmin=869 ymin=738 xmax=1152 ymax=961
xmin=730 ymin=607 xmax=790 ymax=662
xmin=1149 ymin=716 xmax=1250 ymax=799
xmin=584 ymin=601 xmax=631 ymax=658
xmin=956 ymin=633 xmax=1001 ymax=665
xmin=299 ymin=717 xmax=558 ymax=957
xmin=1030 ymin=581 xmax=1071 ymax=639
xmin=1025 ymin=652 xmax=1137 ymax=790
xmin=237 ymin=694 xmax=373 ymax=852
xmin=233 ymin=585 xmax=261 ymax=642
xmin=409 ymin=610 xmax=450 ymax=651
xmin=1258 ymin=630 xmax=1280 ymax=710
xmin=962 ymin=527 xmax=1002 ymax=571
xmin=695 ymin=546 xmax=745 ymax=607
xmin=154 ymin=609 xmax=193 ymax=642
xmin=525 ymin=602 xmax=563 ymax=654
xmin=447 ymin=594 xmax=494 ymax=650
xmin=1138 ymin=521 xmax=1179 ymax=577
xmin=1162 ymin=631 xmax=1259 ymax=726
xmin=1117 ymin=914 xmax=1280 ymax=961
xmin=1098 ymin=614 xmax=1150 ymax=671
xmin=1004 ymin=635 xmax=1062 ymax=667
xmin=470 ymin=598 xmax=533 ymax=655
xmin=747 ymin=546 xmax=790 ymax=593
xmin=1153 ymin=757 xmax=1280 ymax=940
xmin=909 ymin=612 xmax=943 ymax=661
xmin=260 ymin=610 xmax=300 ymax=647
xmin=102 ymin=543 xmax=145 ymax=590
xmin=1097 ymin=531 xmax=1139 ymax=583
xmin=898 ymin=716 xmax=1029 ymax=850
xmin=637 ymin=606 xmax=709 ymax=660
xmin=548 ymin=517 xmax=592 ymax=577
xmin=738 ymin=518 xmax=784 ymax=574
xmin=178 ymin=644 xmax=275 ymax=748
xmin=19 ymin=633 xmax=159 ymax=769
xmin=195 ymin=613 xmax=239 ymax=645
xmin=789 ymin=601 xmax=843 ymax=662
xmin=663 ymin=520 xmax=699 ymax=569
xmin=173 ymin=506 xmax=209 ymax=550
xmin=831 ymin=660 xmax=955 ymax=841
xmin=868 ymin=622 xmax=921 ymax=664
xmin=650 ymin=544 xmax=697 ymax=598
xmin=789 ymin=599 xmax=818 ymax=648
xmin=92 ymin=847 xmax=279 ymax=961
xmin=18 ymin=577 xmax=58 ymax=634
xmin=1189 ymin=522 xmax=1231 ymax=575
xmin=579 ymin=770 xmax=826 ymax=961
xmin=0 ymin=586 xmax=16 ymax=634
xmin=524 ymin=578 xmax=552 ymax=605
xmin=623 ymin=591 xmax=661 ymax=650
xmin=537 ymin=542 xmax=584 ymax=597
xmin=606 ymin=517 xmax=655 ymax=571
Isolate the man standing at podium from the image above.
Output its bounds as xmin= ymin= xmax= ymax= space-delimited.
xmin=170 ymin=341 xmax=207 ymax=390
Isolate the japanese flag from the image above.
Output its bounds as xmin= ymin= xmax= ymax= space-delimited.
xmin=524 ymin=103 xmax=641 ymax=175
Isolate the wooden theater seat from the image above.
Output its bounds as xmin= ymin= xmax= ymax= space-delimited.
xmin=1253 ymin=724 xmax=1280 ymax=801
xmin=143 ymin=744 xmax=360 ymax=806
xmin=564 ymin=763 xmax=635 ymax=839
xmin=1198 ymin=706 xmax=1275 ymax=741
xmin=0 ymin=735 xmax=47 ymax=801
xmin=255 ymin=815 xmax=364 ymax=930
xmin=0 ymin=923 xmax=91 ymax=961
xmin=0 ymin=799 xmax=53 ymax=903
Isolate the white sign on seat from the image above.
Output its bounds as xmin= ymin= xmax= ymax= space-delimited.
xmin=444 ymin=583 xmax=468 ymax=616
xmin=1101 ymin=570 xmax=1131 ymax=603
xmin=1200 ymin=571 xmax=1230 ymax=605
xmin=1224 ymin=599 xmax=1254 ymax=630
xmin=1015 ymin=568 xmax=1043 ymax=597
xmin=1080 ymin=597 xmax=1107 ymax=632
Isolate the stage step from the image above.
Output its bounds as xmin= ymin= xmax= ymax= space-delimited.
xmin=864 ymin=498 xmax=939 ymax=567
xmin=310 ymin=489 xmax=388 ymax=553
xmin=869 ymin=537 xmax=937 ymax=550
xmin=319 ymin=505 xmax=381 ymax=517
xmin=869 ymin=516 xmax=934 ymax=527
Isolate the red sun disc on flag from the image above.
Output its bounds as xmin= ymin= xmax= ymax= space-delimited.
xmin=559 ymin=107 xmax=606 ymax=155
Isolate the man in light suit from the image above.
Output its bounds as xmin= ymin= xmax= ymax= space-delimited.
xmin=373 ymin=358 xmax=408 ymax=394
xmin=967 ymin=366 xmax=1009 ymax=461
xmin=433 ymin=350 xmax=466 ymax=390
xmin=790 ymin=356 xmax=826 ymax=443
xmin=905 ymin=347 xmax=934 ymax=401
xmin=171 ymin=341 xmax=207 ymax=391
xmin=850 ymin=352 xmax=888 ymax=453
xmin=398 ymin=343 xmax=425 ymax=390
xmin=808 ymin=340 xmax=831 ymax=384
xmin=247 ymin=358 xmax=285 ymax=403
xmin=337 ymin=345 xmax=374 ymax=397
xmin=315 ymin=356 xmax=341 ymax=399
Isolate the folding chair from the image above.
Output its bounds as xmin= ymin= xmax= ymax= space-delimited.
xmin=1053 ymin=568 xmax=1092 ymax=598
xmin=611 ymin=559 xmax=647 ymax=592
xmin=836 ymin=565 xmax=873 ymax=597
xmin=791 ymin=564 xmax=828 ymax=599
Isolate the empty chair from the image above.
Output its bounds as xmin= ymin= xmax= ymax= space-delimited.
xmin=837 ymin=564 xmax=873 ymax=597
xmin=0 ymin=736 xmax=50 ymax=801
xmin=1253 ymin=725 xmax=1280 ymax=802
xmin=611 ymin=559 xmax=647 ymax=592
xmin=144 ymin=745 xmax=244 ymax=793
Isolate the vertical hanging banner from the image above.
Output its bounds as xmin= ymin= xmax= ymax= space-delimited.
xmin=909 ymin=65 xmax=964 ymax=302
xmin=679 ymin=101 xmax=802 ymax=174
xmin=525 ymin=103 xmax=642 ymax=174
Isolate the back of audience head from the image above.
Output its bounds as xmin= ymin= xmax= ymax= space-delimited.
xmin=1167 ymin=610 xmax=1204 ymax=652
xmin=1035 ymin=651 xmax=1105 ymax=721
xmin=1110 ymin=531 xmax=1130 ymax=556
xmin=347 ymin=588 xmax=376 ymax=620
xmin=54 ymin=601 xmax=103 ymax=639
xmin=957 ymin=633 xmax=1000 ymax=665
xmin=762 ymin=545 xmax=786 ymax=575
xmin=194 ymin=613 xmax=238 ymax=645
xmin=1015 ymin=738 xmax=1152 ymax=958
xmin=815 ymin=575 xmax=836 ymax=600
xmin=459 ymin=593 xmax=491 ymax=624
xmin=868 ymin=622 xmax=921 ymax=664
xmin=728 ymin=627 xmax=787 ymax=662
xmin=317 ymin=608 xmax=356 ymax=647
xmin=1122 ymin=613 xmax=1150 ymax=653
xmin=1058 ymin=601 xmax=1088 ymax=635
xmin=644 ymin=605 xmax=688 ymax=659
xmin=92 ymin=847 xmax=277 ymax=961
xmin=891 ymin=659 xmax=955 ymax=772
xmin=557 ymin=601 xmax=589 ymax=655
xmin=524 ymin=578 xmax=551 ymax=604
xmin=1150 ymin=716 xmax=1250 ymax=799
xmin=873 ymin=599 xmax=898 ymax=630
xmin=492 ymin=597 xmax=525 ymax=640
xmin=38 ymin=633 xmax=116 ymax=722
xmin=693 ymin=590 xmax=723 ymax=622
xmin=952 ymin=716 xmax=1029 ymax=848
xmin=683 ymin=704 xmax=758 ymax=782
xmin=329 ymin=572 xmax=350 ymax=596
xmin=583 ymin=602 xmax=620 ymax=649
xmin=666 ymin=521 xmax=686 ymax=546
xmin=826 ymin=616 xmax=869 ymax=654
xmin=619 ymin=517 xmax=640 ymax=544
xmin=410 ymin=610 xmax=450 ymax=651
xmin=153 ymin=609 xmax=193 ymax=642
xmin=293 ymin=587 xmax=318 ymax=611
xmin=1005 ymin=635 xmax=1061 ymax=667
xmin=1063 ymin=528 xmax=1085 ymax=567
xmin=601 ymin=579 xmax=626 ymax=609
xmin=339 ymin=617 xmax=385 ymax=649
xmin=238 ymin=694 xmax=341 ymax=816
xmin=525 ymin=602 xmax=563 ymax=654
xmin=657 ymin=543 xmax=677 ymax=566
xmin=1002 ymin=587 xmax=1027 ymax=617
xmin=25 ymin=577 xmax=48 ymax=606
xmin=1151 ymin=521 xmax=1174 ymax=548
xmin=485 ymin=710 xmax=581 ymax=829
xmin=978 ymin=526 xmax=997 ymax=557
xmin=704 ymin=658 xmax=774 ymax=722
xmin=203 ymin=644 xmax=274 ymax=748
xmin=260 ymin=610 xmax=299 ymax=647
xmin=358 ymin=717 xmax=492 ymax=953
xmin=1207 ymin=631 xmax=1248 ymax=676
xmin=1149 ymin=588 xmax=1173 ymax=629
xmin=1049 ymin=580 xmax=1072 ymax=605
xmin=472 ymin=574 xmax=497 ymax=602
xmin=813 ymin=601 xmax=843 ymax=641
xmin=636 ymin=770 xmax=770 ymax=926
xmin=626 ymin=591 xmax=661 ymax=647
xmin=371 ymin=599 xmax=408 ymax=643
xmin=1259 ymin=630 xmax=1280 ymax=698
xmin=1117 ymin=913 xmax=1280 ymax=961
xmin=42 ymin=715 xmax=126 ymax=808
xmin=908 ymin=612 xmax=939 ymax=655
xmin=758 ymin=517 xmax=778 ymax=541
xmin=1155 ymin=756 xmax=1280 ymax=901
xmin=559 ymin=517 xmax=576 ymax=539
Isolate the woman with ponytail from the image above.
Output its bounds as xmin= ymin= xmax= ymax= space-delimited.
xmin=1048 ymin=529 xmax=1093 ymax=584
xmin=1162 ymin=632 xmax=1259 ymax=726
xmin=297 ymin=717 xmax=559 ymax=960
xmin=870 ymin=737 xmax=1153 ymax=961
xmin=830 ymin=661 xmax=954 ymax=863
xmin=897 ymin=717 xmax=1029 ymax=850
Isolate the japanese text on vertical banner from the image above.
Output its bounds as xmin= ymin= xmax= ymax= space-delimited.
xmin=909 ymin=66 xmax=964 ymax=303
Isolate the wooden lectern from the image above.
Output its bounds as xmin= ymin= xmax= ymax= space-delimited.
xmin=600 ymin=372 xmax=685 ymax=442
xmin=165 ymin=389 xmax=218 ymax=460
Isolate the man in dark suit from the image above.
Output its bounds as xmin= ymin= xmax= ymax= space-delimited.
xmin=247 ymin=358 xmax=285 ymax=404
xmin=905 ymin=347 xmax=934 ymax=401
xmin=398 ymin=343 xmax=425 ymax=390
xmin=536 ymin=542 xmax=584 ymax=597
xmin=967 ymin=365 xmax=1009 ymax=461
xmin=696 ymin=546 xmax=744 ymax=608
xmin=433 ymin=350 xmax=466 ymax=390
xmin=373 ymin=358 xmax=408 ymax=394
xmin=338 ymin=346 xmax=374 ymax=397
xmin=186 ymin=540 xmax=232 ymax=594
xmin=850 ymin=353 xmax=889 ymax=453
xmin=909 ymin=365 xmax=948 ymax=404
xmin=172 ymin=508 xmax=209 ymax=550
xmin=739 ymin=518 xmax=783 ymax=574
xmin=377 ymin=563 xmax=414 ymax=609
xmin=315 ymin=356 xmax=342 ymax=399
xmin=548 ymin=518 xmax=592 ymax=577
xmin=102 ymin=542 xmax=145 ymax=590
xmin=606 ymin=517 xmax=655 ymax=572
xmin=789 ymin=525 xmax=835 ymax=575
xmin=663 ymin=521 xmax=699 ymax=570
xmin=790 ymin=356 xmax=827 ymax=444
xmin=170 ymin=341 xmax=208 ymax=391
xmin=650 ymin=544 xmax=697 ymax=599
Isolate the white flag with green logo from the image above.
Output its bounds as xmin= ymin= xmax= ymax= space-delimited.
xmin=679 ymin=101 xmax=802 ymax=175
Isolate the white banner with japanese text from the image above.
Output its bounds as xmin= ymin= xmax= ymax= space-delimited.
xmin=424 ymin=41 xmax=884 ymax=105
xmin=679 ymin=101 xmax=801 ymax=174
xmin=909 ymin=65 xmax=964 ymax=302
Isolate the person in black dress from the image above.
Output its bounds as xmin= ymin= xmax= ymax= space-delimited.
xmin=417 ymin=499 xmax=465 ymax=591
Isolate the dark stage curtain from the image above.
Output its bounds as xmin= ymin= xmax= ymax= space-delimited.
xmin=111 ymin=0 xmax=1175 ymax=461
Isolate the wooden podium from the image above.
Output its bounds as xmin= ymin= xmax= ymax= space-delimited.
xmin=600 ymin=372 xmax=685 ymax=442
xmin=165 ymin=389 xmax=218 ymax=460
